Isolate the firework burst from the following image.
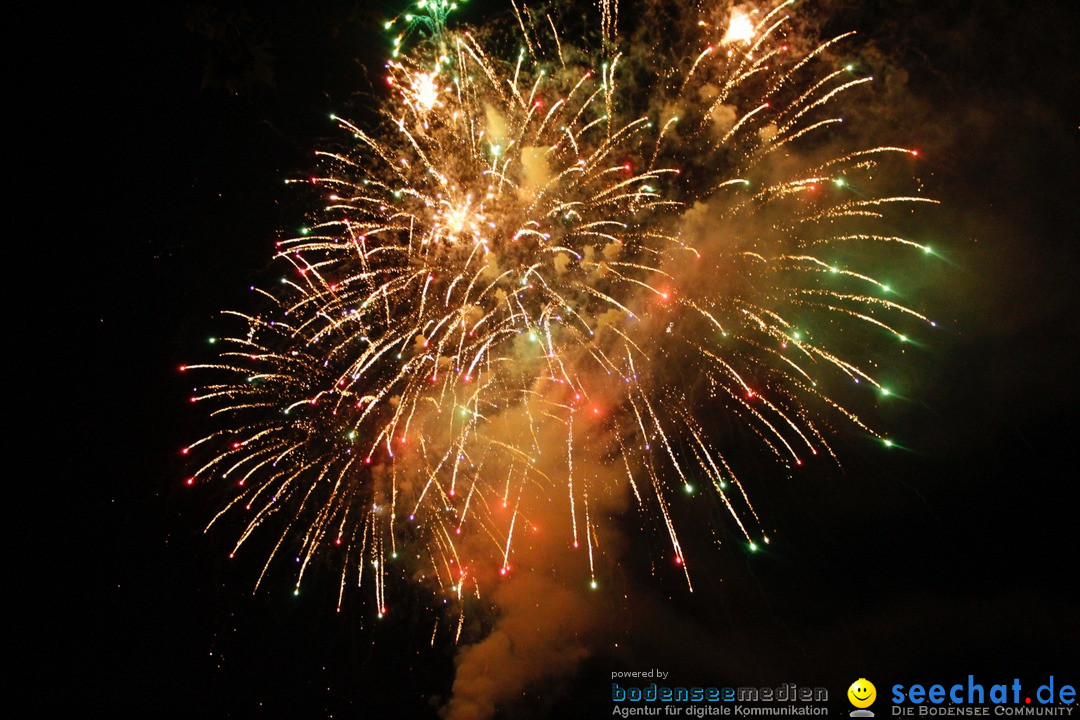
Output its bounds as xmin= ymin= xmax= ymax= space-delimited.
xmin=183 ymin=0 xmax=937 ymax=627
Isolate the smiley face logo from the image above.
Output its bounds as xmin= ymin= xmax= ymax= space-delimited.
xmin=848 ymin=679 xmax=877 ymax=709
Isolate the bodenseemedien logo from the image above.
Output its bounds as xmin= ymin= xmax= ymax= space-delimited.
xmin=849 ymin=679 xmax=878 ymax=718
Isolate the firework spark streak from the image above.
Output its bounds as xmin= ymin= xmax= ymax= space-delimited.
xmin=183 ymin=0 xmax=937 ymax=624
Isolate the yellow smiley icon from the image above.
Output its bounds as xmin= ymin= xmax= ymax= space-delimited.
xmin=848 ymin=679 xmax=877 ymax=708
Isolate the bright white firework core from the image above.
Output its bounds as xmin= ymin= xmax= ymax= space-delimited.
xmin=722 ymin=8 xmax=755 ymax=44
xmin=413 ymin=72 xmax=440 ymax=110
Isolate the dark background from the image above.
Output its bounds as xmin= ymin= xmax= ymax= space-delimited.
xmin=23 ymin=0 xmax=1078 ymax=717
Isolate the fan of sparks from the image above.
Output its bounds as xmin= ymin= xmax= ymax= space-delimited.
xmin=182 ymin=0 xmax=938 ymax=623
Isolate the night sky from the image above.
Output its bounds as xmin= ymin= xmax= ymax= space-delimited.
xmin=25 ymin=0 xmax=1078 ymax=717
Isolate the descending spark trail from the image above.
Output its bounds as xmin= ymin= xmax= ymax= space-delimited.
xmin=183 ymin=0 xmax=937 ymax=630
